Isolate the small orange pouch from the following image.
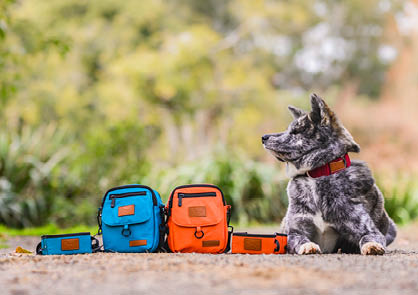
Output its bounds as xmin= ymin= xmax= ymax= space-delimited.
xmin=231 ymin=232 xmax=287 ymax=254
xmin=166 ymin=184 xmax=231 ymax=253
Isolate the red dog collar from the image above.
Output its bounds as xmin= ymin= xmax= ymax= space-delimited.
xmin=306 ymin=154 xmax=351 ymax=178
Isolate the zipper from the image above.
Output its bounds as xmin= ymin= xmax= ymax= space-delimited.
xmin=168 ymin=184 xmax=226 ymax=210
xmin=100 ymin=185 xmax=158 ymax=209
xmin=41 ymin=232 xmax=91 ymax=239
xmin=233 ymin=232 xmax=287 ymax=238
xmin=109 ymin=191 xmax=147 ymax=208
xmin=177 ymin=192 xmax=216 ymax=207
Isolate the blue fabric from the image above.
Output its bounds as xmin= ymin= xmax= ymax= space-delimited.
xmin=100 ymin=185 xmax=163 ymax=253
xmin=40 ymin=233 xmax=92 ymax=255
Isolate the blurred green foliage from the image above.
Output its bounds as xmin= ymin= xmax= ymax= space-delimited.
xmin=143 ymin=149 xmax=289 ymax=224
xmin=0 ymin=0 xmax=415 ymax=228
xmin=383 ymin=181 xmax=418 ymax=225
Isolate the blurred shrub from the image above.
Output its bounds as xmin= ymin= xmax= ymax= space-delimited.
xmin=0 ymin=125 xmax=69 ymax=227
xmin=144 ymin=150 xmax=289 ymax=225
xmin=0 ymin=123 xmax=151 ymax=228
xmin=1 ymin=126 xmax=417 ymax=228
xmin=382 ymin=180 xmax=418 ymax=225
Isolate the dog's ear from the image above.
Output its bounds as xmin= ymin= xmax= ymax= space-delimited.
xmin=288 ymin=105 xmax=305 ymax=119
xmin=310 ymin=94 xmax=361 ymax=153
xmin=309 ymin=93 xmax=334 ymax=125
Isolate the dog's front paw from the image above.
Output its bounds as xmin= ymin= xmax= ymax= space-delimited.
xmin=297 ymin=242 xmax=321 ymax=255
xmin=361 ymin=242 xmax=385 ymax=255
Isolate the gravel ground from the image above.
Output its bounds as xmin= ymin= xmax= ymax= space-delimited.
xmin=1 ymin=224 xmax=417 ymax=295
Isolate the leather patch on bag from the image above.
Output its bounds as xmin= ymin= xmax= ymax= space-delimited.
xmin=61 ymin=238 xmax=80 ymax=251
xmin=118 ymin=204 xmax=135 ymax=217
xmin=188 ymin=206 xmax=206 ymax=217
xmin=129 ymin=240 xmax=147 ymax=247
xmin=202 ymin=240 xmax=220 ymax=247
xmin=244 ymin=238 xmax=262 ymax=251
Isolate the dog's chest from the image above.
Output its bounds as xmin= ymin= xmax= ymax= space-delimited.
xmin=312 ymin=212 xmax=338 ymax=253
xmin=304 ymin=178 xmax=339 ymax=252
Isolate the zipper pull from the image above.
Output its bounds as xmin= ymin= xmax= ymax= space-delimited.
xmin=110 ymin=196 xmax=115 ymax=208
xmin=178 ymin=193 xmax=184 ymax=207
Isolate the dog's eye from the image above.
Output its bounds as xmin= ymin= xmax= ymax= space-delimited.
xmin=290 ymin=124 xmax=305 ymax=135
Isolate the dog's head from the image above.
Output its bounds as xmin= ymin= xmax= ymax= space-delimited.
xmin=262 ymin=94 xmax=360 ymax=173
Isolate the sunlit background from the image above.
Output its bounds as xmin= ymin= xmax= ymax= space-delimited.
xmin=0 ymin=0 xmax=417 ymax=229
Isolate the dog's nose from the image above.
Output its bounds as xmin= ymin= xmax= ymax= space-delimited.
xmin=262 ymin=134 xmax=270 ymax=143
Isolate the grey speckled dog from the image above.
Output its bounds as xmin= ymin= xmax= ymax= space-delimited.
xmin=262 ymin=94 xmax=396 ymax=255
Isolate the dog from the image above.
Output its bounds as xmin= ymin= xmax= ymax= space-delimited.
xmin=262 ymin=94 xmax=397 ymax=255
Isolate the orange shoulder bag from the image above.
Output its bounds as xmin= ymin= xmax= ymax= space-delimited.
xmin=231 ymin=232 xmax=287 ymax=254
xmin=165 ymin=184 xmax=232 ymax=253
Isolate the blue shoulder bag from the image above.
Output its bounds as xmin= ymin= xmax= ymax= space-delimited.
xmin=97 ymin=184 xmax=165 ymax=253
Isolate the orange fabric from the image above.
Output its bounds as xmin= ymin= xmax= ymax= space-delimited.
xmin=231 ymin=233 xmax=287 ymax=254
xmin=166 ymin=184 xmax=230 ymax=253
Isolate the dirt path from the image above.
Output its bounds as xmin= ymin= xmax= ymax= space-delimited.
xmin=1 ymin=224 xmax=418 ymax=295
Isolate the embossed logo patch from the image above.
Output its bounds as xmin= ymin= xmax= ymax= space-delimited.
xmin=188 ymin=206 xmax=206 ymax=217
xmin=61 ymin=238 xmax=80 ymax=251
xmin=129 ymin=240 xmax=147 ymax=247
xmin=202 ymin=240 xmax=220 ymax=247
xmin=118 ymin=204 xmax=135 ymax=217
xmin=244 ymin=238 xmax=262 ymax=251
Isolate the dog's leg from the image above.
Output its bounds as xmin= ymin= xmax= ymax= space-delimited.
xmin=288 ymin=217 xmax=321 ymax=254
xmin=374 ymin=185 xmax=397 ymax=246
xmin=335 ymin=209 xmax=386 ymax=255
xmin=385 ymin=218 xmax=397 ymax=246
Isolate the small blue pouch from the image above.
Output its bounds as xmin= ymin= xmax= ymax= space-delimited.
xmin=36 ymin=232 xmax=100 ymax=255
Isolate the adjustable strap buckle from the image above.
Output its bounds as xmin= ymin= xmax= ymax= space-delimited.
xmin=329 ymin=155 xmax=347 ymax=174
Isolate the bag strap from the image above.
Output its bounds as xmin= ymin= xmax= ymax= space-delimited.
xmin=157 ymin=205 xmax=169 ymax=252
xmin=224 ymin=205 xmax=233 ymax=253
xmin=97 ymin=207 xmax=103 ymax=235
xmin=273 ymin=232 xmax=285 ymax=253
xmin=36 ymin=242 xmax=43 ymax=255
xmin=274 ymin=239 xmax=280 ymax=252
xmin=91 ymin=236 xmax=102 ymax=253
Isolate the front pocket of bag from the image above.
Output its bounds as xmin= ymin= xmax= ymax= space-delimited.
xmin=170 ymin=208 xmax=229 ymax=253
xmin=169 ymin=222 xmax=226 ymax=253
xmin=101 ymin=192 xmax=156 ymax=252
